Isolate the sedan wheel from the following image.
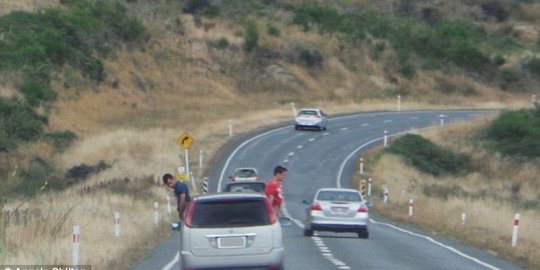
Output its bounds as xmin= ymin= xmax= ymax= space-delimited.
xmin=304 ymin=228 xmax=314 ymax=237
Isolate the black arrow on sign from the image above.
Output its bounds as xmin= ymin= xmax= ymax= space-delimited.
xmin=182 ymin=137 xmax=191 ymax=146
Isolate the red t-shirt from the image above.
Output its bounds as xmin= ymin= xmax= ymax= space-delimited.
xmin=265 ymin=179 xmax=282 ymax=207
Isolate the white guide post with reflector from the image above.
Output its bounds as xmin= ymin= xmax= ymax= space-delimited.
xmin=461 ymin=213 xmax=467 ymax=225
xmin=408 ymin=198 xmax=414 ymax=217
xmin=383 ymin=130 xmax=388 ymax=147
xmin=440 ymin=114 xmax=444 ymax=126
xmin=166 ymin=196 xmax=172 ymax=214
xmin=72 ymin=225 xmax=80 ymax=265
xmin=154 ymin=202 xmax=160 ymax=225
xmin=114 ymin=212 xmax=120 ymax=238
xmin=512 ymin=213 xmax=520 ymax=247
xmin=367 ymin=178 xmax=372 ymax=197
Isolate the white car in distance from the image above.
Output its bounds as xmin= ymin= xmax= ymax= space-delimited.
xmin=295 ymin=108 xmax=328 ymax=131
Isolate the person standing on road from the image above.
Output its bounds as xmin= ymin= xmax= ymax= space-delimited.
xmin=264 ymin=165 xmax=288 ymax=217
xmin=163 ymin=173 xmax=191 ymax=221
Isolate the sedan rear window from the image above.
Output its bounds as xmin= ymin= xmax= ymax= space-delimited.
xmin=191 ymin=199 xmax=270 ymax=228
xmin=317 ymin=191 xmax=361 ymax=202
xmin=299 ymin=110 xmax=317 ymax=116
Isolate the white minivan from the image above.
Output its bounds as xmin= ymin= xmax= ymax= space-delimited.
xmin=180 ymin=193 xmax=286 ymax=270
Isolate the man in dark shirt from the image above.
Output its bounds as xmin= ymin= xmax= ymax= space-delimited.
xmin=163 ymin=173 xmax=191 ymax=221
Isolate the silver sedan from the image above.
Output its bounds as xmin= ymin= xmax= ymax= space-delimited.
xmin=303 ymin=188 xmax=369 ymax=238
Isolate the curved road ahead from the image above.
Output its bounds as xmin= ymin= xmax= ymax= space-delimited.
xmin=132 ymin=110 xmax=521 ymax=270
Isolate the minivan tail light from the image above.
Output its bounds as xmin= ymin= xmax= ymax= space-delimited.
xmin=358 ymin=205 xmax=368 ymax=213
xmin=310 ymin=203 xmax=322 ymax=211
xmin=184 ymin=202 xmax=197 ymax=227
xmin=264 ymin=198 xmax=277 ymax=224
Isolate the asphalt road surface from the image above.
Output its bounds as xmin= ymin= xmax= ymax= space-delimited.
xmin=132 ymin=110 xmax=522 ymax=270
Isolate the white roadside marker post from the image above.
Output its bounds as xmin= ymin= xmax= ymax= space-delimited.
xmin=512 ymin=213 xmax=520 ymax=247
xmin=408 ymin=199 xmax=414 ymax=217
xmin=359 ymin=158 xmax=364 ymax=174
xmin=72 ymin=225 xmax=80 ymax=266
xmin=367 ymin=178 xmax=372 ymax=197
xmin=461 ymin=213 xmax=467 ymax=225
xmin=154 ymin=202 xmax=159 ymax=225
xmin=114 ymin=212 xmax=120 ymax=238
xmin=397 ymin=95 xmax=401 ymax=112
xmin=383 ymin=130 xmax=388 ymax=147
xmin=440 ymin=114 xmax=444 ymax=126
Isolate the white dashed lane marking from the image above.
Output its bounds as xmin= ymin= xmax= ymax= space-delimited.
xmin=310 ymin=236 xmax=351 ymax=270
xmin=361 ymin=123 xmax=369 ymax=126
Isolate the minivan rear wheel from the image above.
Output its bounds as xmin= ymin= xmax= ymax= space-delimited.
xmin=358 ymin=229 xmax=369 ymax=239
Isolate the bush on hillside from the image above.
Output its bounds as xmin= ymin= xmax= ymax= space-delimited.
xmin=522 ymin=57 xmax=540 ymax=75
xmin=480 ymin=108 xmax=540 ymax=158
xmin=243 ymin=21 xmax=259 ymax=52
xmin=0 ymin=98 xmax=47 ymax=142
xmin=16 ymin=158 xmax=57 ymax=197
xmin=385 ymin=134 xmax=471 ymax=176
xmin=44 ymin=131 xmax=77 ymax=152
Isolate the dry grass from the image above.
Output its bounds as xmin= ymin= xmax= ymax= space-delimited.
xmin=362 ymin=117 xmax=540 ymax=269
xmin=2 ymin=183 xmax=174 ymax=269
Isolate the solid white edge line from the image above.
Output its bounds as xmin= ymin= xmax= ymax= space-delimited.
xmin=162 ymin=251 xmax=179 ymax=270
xmin=370 ymin=219 xmax=502 ymax=270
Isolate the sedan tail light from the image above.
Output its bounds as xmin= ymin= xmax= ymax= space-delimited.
xmin=310 ymin=203 xmax=322 ymax=211
xmin=358 ymin=205 xmax=368 ymax=213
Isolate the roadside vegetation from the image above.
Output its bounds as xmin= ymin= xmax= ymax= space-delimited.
xmin=0 ymin=0 xmax=538 ymax=269
xmin=359 ymin=107 xmax=540 ymax=269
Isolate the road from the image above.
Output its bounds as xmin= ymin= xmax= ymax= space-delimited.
xmin=132 ymin=110 xmax=522 ymax=270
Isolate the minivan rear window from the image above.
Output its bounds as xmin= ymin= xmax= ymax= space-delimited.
xmin=191 ymin=199 xmax=270 ymax=228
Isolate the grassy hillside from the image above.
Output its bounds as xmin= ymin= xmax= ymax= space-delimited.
xmin=0 ymin=0 xmax=539 ymax=269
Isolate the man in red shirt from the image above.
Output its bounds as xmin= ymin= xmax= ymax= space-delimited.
xmin=264 ymin=165 xmax=288 ymax=216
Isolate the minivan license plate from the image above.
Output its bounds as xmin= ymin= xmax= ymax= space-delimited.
xmin=218 ymin=237 xmax=246 ymax=248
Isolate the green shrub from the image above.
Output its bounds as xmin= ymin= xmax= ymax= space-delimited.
xmin=17 ymin=158 xmax=56 ymax=197
xmin=398 ymin=62 xmax=416 ymax=78
xmin=385 ymin=134 xmax=471 ymax=176
xmin=243 ymin=21 xmax=259 ymax=52
xmin=217 ymin=37 xmax=229 ymax=49
xmin=522 ymin=57 xmax=540 ymax=75
xmin=44 ymin=131 xmax=77 ymax=151
xmin=267 ymin=23 xmax=280 ymax=37
xmin=0 ymin=97 xmax=46 ymax=142
xmin=480 ymin=108 xmax=540 ymax=158
xmin=299 ymin=47 xmax=323 ymax=67
xmin=183 ymin=0 xmax=211 ymax=14
xmin=65 ymin=161 xmax=110 ymax=185
xmin=20 ymin=78 xmax=57 ymax=106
